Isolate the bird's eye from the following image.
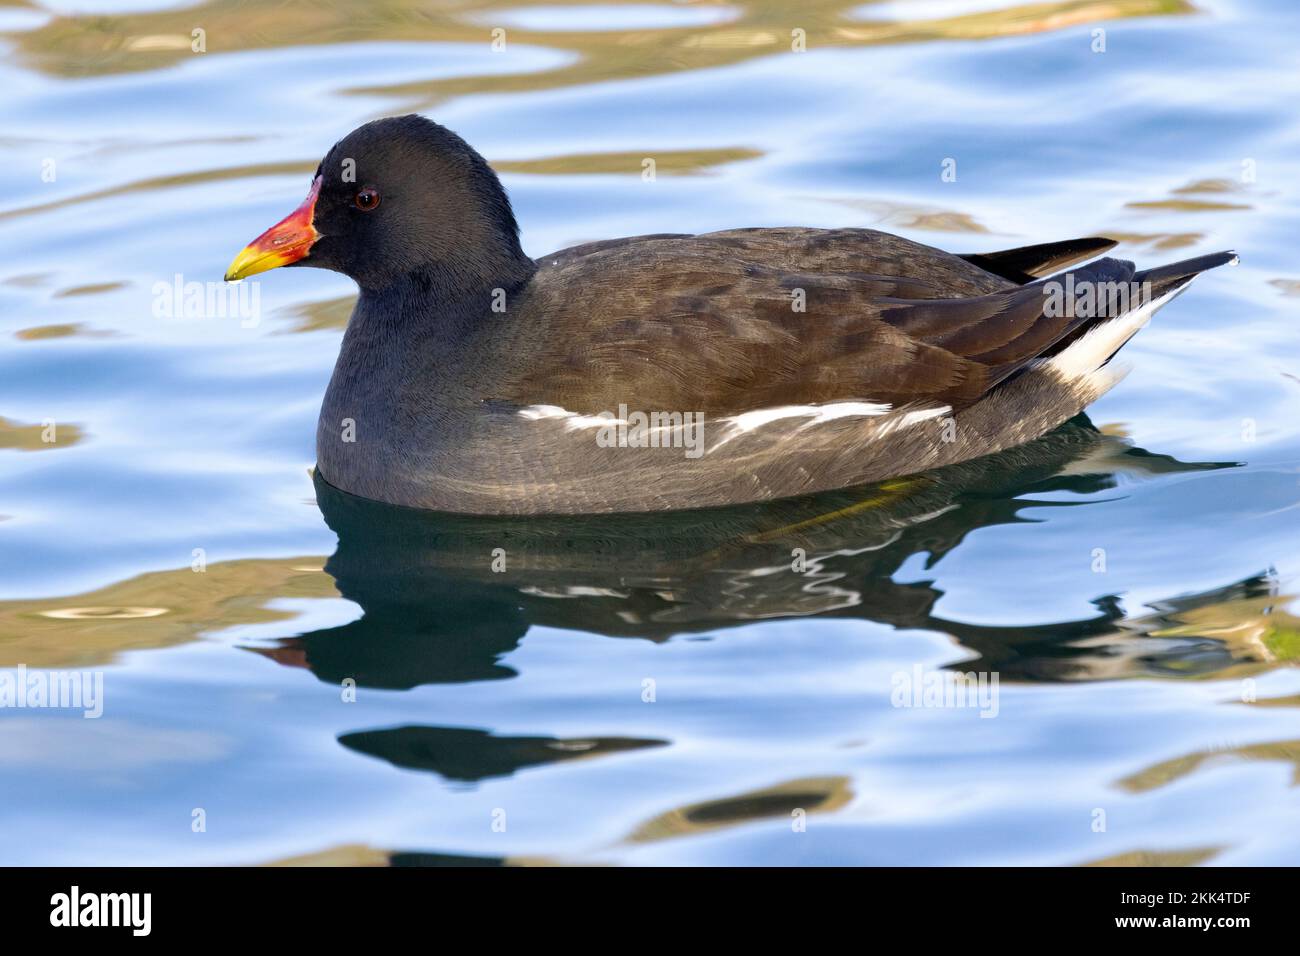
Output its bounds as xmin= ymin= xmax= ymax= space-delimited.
xmin=354 ymin=187 xmax=380 ymax=211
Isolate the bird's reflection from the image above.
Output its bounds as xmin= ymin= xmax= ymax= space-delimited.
xmin=253 ymin=414 xmax=1251 ymax=692
xmin=239 ymin=414 xmax=1298 ymax=789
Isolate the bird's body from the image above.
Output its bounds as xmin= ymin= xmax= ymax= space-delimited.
xmin=226 ymin=115 xmax=1236 ymax=515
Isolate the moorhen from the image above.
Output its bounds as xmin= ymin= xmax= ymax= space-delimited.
xmin=225 ymin=115 xmax=1236 ymax=515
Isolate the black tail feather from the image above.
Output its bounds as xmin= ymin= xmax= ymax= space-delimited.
xmin=961 ymin=237 xmax=1119 ymax=283
xmin=1134 ymin=250 xmax=1240 ymax=297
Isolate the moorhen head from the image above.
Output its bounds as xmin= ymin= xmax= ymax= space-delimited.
xmin=226 ymin=115 xmax=532 ymax=294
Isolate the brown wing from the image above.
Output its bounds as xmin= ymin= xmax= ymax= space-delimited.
xmin=501 ymin=227 xmax=1123 ymax=417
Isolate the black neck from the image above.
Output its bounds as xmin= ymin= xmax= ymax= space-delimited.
xmin=349 ymin=257 xmax=535 ymax=369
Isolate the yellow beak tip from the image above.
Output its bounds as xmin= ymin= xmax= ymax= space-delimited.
xmin=224 ymin=256 xmax=250 ymax=283
xmin=224 ymin=248 xmax=269 ymax=283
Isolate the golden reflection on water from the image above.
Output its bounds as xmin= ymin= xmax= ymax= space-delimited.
xmin=1118 ymin=739 xmax=1300 ymax=792
xmin=1109 ymin=177 xmax=1256 ymax=247
xmin=1083 ymin=846 xmax=1222 ymax=866
xmin=38 ymin=605 xmax=168 ymax=620
xmin=15 ymin=322 xmax=119 ymax=340
xmin=807 ymin=195 xmax=993 ymax=234
xmin=1145 ymin=592 xmax=1300 ymax=665
xmin=1172 ymin=178 xmax=1251 ymax=195
xmin=280 ymin=295 xmax=357 ymax=333
xmin=261 ymin=843 xmax=392 ymax=867
xmin=493 ymin=146 xmax=764 ymax=175
xmin=11 ymin=0 xmax=1195 ymax=90
xmin=0 ymin=415 xmax=85 ymax=451
xmin=0 ymin=557 xmax=336 ymax=667
xmin=260 ymin=781 xmax=862 ymax=864
xmin=1126 ymin=198 xmax=1252 ymax=212
xmin=1104 ymin=231 xmax=1204 ymax=251
xmin=623 ymin=775 xmax=854 ymax=842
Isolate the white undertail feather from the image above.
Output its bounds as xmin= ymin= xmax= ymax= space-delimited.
xmin=1041 ymin=283 xmax=1189 ymax=381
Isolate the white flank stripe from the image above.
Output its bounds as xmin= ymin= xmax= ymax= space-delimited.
xmin=712 ymin=402 xmax=890 ymax=449
xmin=517 ymin=404 xmax=624 ymax=431
xmin=720 ymin=402 xmax=893 ymax=434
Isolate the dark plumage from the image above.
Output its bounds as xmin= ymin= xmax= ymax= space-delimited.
xmin=225 ymin=114 xmax=1237 ymax=514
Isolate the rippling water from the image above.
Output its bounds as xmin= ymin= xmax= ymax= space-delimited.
xmin=2 ymin=0 xmax=1299 ymax=866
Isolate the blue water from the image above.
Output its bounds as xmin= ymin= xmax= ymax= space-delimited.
xmin=1 ymin=0 xmax=1298 ymax=865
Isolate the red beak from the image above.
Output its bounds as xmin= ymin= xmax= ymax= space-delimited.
xmin=225 ymin=176 xmax=321 ymax=281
